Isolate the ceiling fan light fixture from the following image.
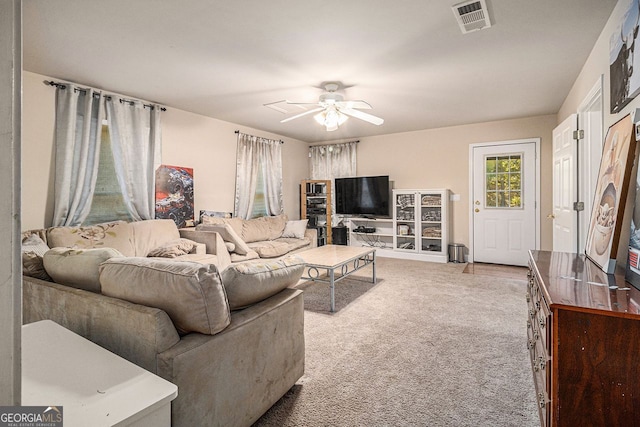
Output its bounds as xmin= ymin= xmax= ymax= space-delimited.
xmin=314 ymin=108 xmax=348 ymax=131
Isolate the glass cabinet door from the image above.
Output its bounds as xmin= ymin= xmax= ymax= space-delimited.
xmin=394 ymin=192 xmax=417 ymax=251
xmin=420 ymin=192 xmax=443 ymax=253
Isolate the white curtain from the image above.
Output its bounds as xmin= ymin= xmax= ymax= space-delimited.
xmin=309 ymin=141 xmax=357 ymax=220
xmin=309 ymin=141 xmax=357 ymax=180
xmin=52 ymin=84 xmax=104 ymax=226
xmin=234 ymin=133 xmax=283 ymax=219
xmin=105 ymin=97 xmax=162 ymax=221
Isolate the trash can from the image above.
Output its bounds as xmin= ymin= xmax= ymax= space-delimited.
xmin=448 ymin=243 xmax=465 ymax=263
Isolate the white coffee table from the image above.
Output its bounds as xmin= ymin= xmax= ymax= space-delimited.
xmin=298 ymin=245 xmax=376 ymax=312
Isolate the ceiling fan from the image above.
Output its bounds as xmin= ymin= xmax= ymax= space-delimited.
xmin=278 ymin=83 xmax=384 ymax=131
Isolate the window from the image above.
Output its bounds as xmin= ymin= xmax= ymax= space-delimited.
xmin=485 ymin=154 xmax=522 ymax=208
xmin=249 ymin=162 xmax=268 ymax=218
xmin=83 ymin=125 xmax=133 ymax=225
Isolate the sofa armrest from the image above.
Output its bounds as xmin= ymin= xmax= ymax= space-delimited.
xmin=305 ymin=227 xmax=318 ymax=248
xmin=179 ymin=228 xmax=232 ymax=270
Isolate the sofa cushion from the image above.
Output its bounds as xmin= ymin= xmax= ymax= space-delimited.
xmin=241 ymin=214 xmax=287 ymax=242
xmin=248 ymin=238 xmax=311 ymax=258
xmin=100 ymin=258 xmax=230 ymax=335
xmin=43 ymin=247 xmax=124 ymax=293
xmin=281 ymin=219 xmax=309 ymax=239
xmin=47 ymin=221 xmax=136 ymax=256
xmin=147 ymin=238 xmax=201 ymax=258
xmin=221 ymin=255 xmax=305 ymax=310
xmin=130 ymin=219 xmax=181 ymax=257
xmin=21 ymin=234 xmax=51 ymax=281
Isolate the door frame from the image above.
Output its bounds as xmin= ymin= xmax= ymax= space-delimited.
xmin=468 ymin=138 xmax=541 ymax=263
xmin=576 ymin=76 xmax=604 ymax=253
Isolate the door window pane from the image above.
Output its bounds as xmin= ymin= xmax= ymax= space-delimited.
xmin=485 ymin=154 xmax=523 ymax=208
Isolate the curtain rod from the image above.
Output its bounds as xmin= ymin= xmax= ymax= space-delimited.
xmin=235 ymin=130 xmax=284 ymax=144
xmin=309 ymin=140 xmax=360 ymax=147
xmin=44 ymin=80 xmax=167 ymax=111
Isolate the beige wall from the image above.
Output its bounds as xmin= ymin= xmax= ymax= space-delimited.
xmin=21 ymin=70 xmax=309 ymax=230
xmin=340 ymin=115 xmax=557 ymax=251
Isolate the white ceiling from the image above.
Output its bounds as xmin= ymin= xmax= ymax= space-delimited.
xmin=23 ymin=0 xmax=617 ymax=143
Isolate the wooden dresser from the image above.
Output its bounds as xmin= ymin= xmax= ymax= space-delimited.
xmin=527 ymin=250 xmax=640 ymax=427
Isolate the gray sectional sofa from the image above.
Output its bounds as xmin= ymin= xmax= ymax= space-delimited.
xmin=21 ymin=218 xmax=307 ymax=427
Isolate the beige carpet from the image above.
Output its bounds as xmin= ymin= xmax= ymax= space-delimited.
xmin=253 ymin=257 xmax=538 ymax=427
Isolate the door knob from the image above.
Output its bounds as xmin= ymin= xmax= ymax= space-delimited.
xmin=475 ymin=208 xmax=480 ymax=213
xmin=547 ymin=213 xmax=555 ymax=219
xmin=475 ymin=201 xmax=480 ymax=205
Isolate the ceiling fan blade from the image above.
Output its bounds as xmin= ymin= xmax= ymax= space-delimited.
xmin=280 ymin=107 xmax=325 ymax=123
xmin=340 ymin=108 xmax=384 ymax=125
xmin=285 ymin=101 xmax=321 ymax=106
xmin=336 ymin=100 xmax=372 ymax=110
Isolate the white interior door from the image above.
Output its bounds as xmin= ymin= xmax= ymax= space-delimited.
xmin=552 ymin=114 xmax=578 ymax=253
xmin=472 ymin=141 xmax=537 ymax=266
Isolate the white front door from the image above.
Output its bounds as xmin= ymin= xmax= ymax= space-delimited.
xmin=552 ymin=114 xmax=578 ymax=253
xmin=472 ymin=141 xmax=537 ymax=266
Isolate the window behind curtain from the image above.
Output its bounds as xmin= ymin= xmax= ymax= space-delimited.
xmin=83 ymin=125 xmax=133 ymax=225
xmin=250 ymin=163 xmax=267 ymax=218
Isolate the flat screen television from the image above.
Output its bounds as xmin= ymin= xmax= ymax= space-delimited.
xmin=334 ymin=175 xmax=390 ymax=217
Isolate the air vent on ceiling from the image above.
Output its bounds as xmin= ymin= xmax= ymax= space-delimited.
xmin=452 ymin=0 xmax=491 ymax=34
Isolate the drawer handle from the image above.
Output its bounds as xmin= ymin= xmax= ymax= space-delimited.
xmin=529 ymin=308 xmax=537 ymax=317
xmin=526 ymin=293 xmax=531 ymax=303
xmin=528 ymin=339 xmax=535 ymax=350
xmin=527 ymin=319 xmax=531 ymax=329
xmin=538 ymin=356 xmax=546 ymax=371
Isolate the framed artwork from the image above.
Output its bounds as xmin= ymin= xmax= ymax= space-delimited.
xmin=155 ymin=165 xmax=194 ymax=228
xmin=610 ymin=0 xmax=640 ymax=113
xmin=586 ymin=114 xmax=636 ymax=273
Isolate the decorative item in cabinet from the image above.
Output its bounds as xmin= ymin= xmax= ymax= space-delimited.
xmin=421 ymin=195 xmax=441 ymax=206
xmin=397 ymin=224 xmax=412 ymax=236
xmin=422 ymin=226 xmax=441 ymax=238
xmin=421 ymin=208 xmax=441 ymax=222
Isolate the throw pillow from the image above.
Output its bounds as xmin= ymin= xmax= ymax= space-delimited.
xmin=47 ymin=221 xmax=136 ymax=256
xmin=147 ymin=238 xmax=200 ymax=258
xmin=281 ymin=219 xmax=309 ymax=239
xmin=21 ymin=234 xmax=51 ymax=281
xmin=43 ymin=247 xmax=124 ymax=293
xmin=221 ymin=255 xmax=305 ymax=310
xmin=100 ymin=257 xmax=231 ymax=335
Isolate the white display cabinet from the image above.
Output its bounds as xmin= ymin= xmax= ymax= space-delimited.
xmin=393 ymin=189 xmax=450 ymax=263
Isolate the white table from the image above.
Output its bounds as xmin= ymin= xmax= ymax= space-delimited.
xmin=22 ymin=320 xmax=178 ymax=427
xmin=298 ymin=245 xmax=376 ymax=312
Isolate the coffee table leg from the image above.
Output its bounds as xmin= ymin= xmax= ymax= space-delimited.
xmin=372 ymin=251 xmax=377 ymax=284
xmin=330 ymin=268 xmax=335 ymax=312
